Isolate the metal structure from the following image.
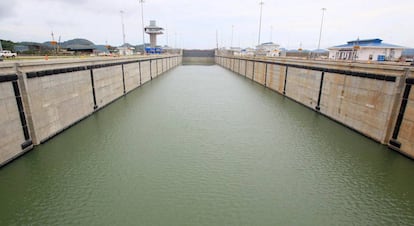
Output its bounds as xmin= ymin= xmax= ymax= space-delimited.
xmin=120 ymin=10 xmax=126 ymax=45
xmin=317 ymin=8 xmax=327 ymax=50
xmin=231 ymin=25 xmax=234 ymax=48
xmin=258 ymin=1 xmax=264 ymax=45
xmin=139 ymin=0 xmax=146 ymax=52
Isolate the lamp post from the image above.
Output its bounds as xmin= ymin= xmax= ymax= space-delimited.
xmin=139 ymin=0 xmax=146 ymax=53
xmin=270 ymin=25 xmax=273 ymax=42
xmin=258 ymin=1 xmax=264 ymax=46
xmin=120 ymin=10 xmax=126 ymax=45
xmin=231 ymin=25 xmax=234 ymax=49
xmin=317 ymin=8 xmax=327 ymax=50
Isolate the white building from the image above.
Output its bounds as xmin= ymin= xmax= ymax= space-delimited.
xmin=239 ymin=48 xmax=255 ymax=57
xmin=117 ymin=44 xmax=135 ymax=56
xmin=328 ymin=38 xmax=405 ymax=61
xmin=256 ymin=42 xmax=281 ymax=57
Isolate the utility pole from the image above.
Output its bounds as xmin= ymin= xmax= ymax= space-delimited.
xmin=270 ymin=25 xmax=273 ymax=42
xmin=258 ymin=1 xmax=264 ymax=46
xmin=317 ymin=8 xmax=327 ymax=50
xmin=174 ymin=32 xmax=177 ymax=49
xmin=51 ymin=31 xmax=57 ymax=55
xmin=120 ymin=10 xmax=126 ymax=45
xmin=231 ymin=25 xmax=234 ymax=48
xmin=216 ymin=29 xmax=219 ymax=50
xmin=139 ymin=0 xmax=146 ymax=53
xmin=0 ymin=39 xmax=3 ymax=51
xmin=166 ymin=24 xmax=169 ymax=46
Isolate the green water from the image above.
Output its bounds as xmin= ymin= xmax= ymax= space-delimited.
xmin=1 ymin=65 xmax=414 ymax=225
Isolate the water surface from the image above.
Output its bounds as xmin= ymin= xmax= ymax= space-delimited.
xmin=1 ymin=65 xmax=414 ymax=225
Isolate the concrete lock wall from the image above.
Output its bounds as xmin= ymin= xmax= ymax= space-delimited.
xmin=399 ymin=86 xmax=414 ymax=156
xmin=140 ymin=61 xmax=152 ymax=83
xmin=0 ymin=55 xmax=181 ymax=166
xmin=266 ymin=64 xmax=286 ymax=94
xmin=124 ymin=62 xmax=141 ymax=93
xmin=253 ymin=62 xmax=266 ymax=85
xmin=25 ymin=70 xmax=94 ymax=144
xmin=390 ymin=77 xmax=414 ymax=157
xmin=0 ymin=79 xmax=27 ymax=165
xmin=182 ymin=49 xmax=215 ymax=65
xmin=216 ymin=55 xmax=414 ymax=159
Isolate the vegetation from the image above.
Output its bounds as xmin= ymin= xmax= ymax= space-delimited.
xmin=0 ymin=40 xmax=16 ymax=51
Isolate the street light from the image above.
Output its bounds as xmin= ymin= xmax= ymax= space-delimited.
xmin=258 ymin=1 xmax=264 ymax=46
xmin=317 ymin=8 xmax=327 ymax=50
xmin=139 ymin=0 xmax=146 ymax=53
xmin=231 ymin=25 xmax=234 ymax=48
xmin=120 ymin=10 xmax=126 ymax=45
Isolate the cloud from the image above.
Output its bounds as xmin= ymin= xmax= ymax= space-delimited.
xmin=0 ymin=0 xmax=413 ymax=49
xmin=0 ymin=0 xmax=17 ymax=19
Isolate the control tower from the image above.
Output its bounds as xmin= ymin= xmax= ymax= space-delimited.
xmin=144 ymin=20 xmax=164 ymax=48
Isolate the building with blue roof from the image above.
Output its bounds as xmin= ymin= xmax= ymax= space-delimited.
xmin=255 ymin=42 xmax=281 ymax=57
xmin=328 ymin=38 xmax=406 ymax=61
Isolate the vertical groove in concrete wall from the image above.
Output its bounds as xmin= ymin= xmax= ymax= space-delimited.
xmin=12 ymin=81 xmax=29 ymax=140
xmin=264 ymin=64 xmax=268 ymax=87
xmin=252 ymin=61 xmax=256 ymax=81
xmin=315 ymin=72 xmax=325 ymax=111
xmin=11 ymin=81 xmax=32 ymax=147
xmin=150 ymin=59 xmax=153 ymax=80
xmin=283 ymin=66 xmax=288 ymax=95
xmin=139 ymin=61 xmax=142 ymax=85
xmin=90 ymin=69 xmax=98 ymax=110
xmin=121 ymin=64 xmax=126 ymax=94
xmin=392 ymin=84 xmax=411 ymax=140
xmin=238 ymin=59 xmax=241 ymax=75
xmin=0 ymin=77 xmax=29 ymax=166
xmin=244 ymin=60 xmax=247 ymax=77
xmin=156 ymin=59 xmax=159 ymax=76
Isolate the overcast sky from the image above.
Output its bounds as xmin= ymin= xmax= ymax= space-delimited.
xmin=1 ymin=0 xmax=413 ymax=49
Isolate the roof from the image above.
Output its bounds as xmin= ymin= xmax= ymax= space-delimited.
xmin=329 ymin=38 xmax=405 ymax=49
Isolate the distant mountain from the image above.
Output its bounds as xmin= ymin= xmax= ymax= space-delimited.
xmin=402 ymin=48 xmax=414 ymax=57
xmin=311 ymin=49 xmax=329 ymax=53
xmin=60 ymin=38 xmax=95 ymax=48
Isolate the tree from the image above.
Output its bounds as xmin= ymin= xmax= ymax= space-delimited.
xmin=0 ymin=40 xmax=15 ymax=51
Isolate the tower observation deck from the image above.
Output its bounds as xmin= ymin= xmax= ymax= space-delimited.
xmin=145 ymin=20 xmax=164 ymax=48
